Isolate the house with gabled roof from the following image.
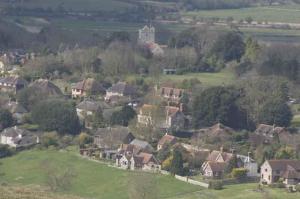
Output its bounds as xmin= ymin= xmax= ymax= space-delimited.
xmin=93 ymin=127 xmax=135 ymax=150
xmin=0 ymin=76 xmax=27 ymax=94
xmin=202 ymin=148 xmax=258 ymax=178
xmin=261 ymin=159 xmax=300 ymax=185
xmin=159 ymin=87 xmax=185 ymax=103
xmin=165 ymin=106 xmax=185 ymax=129
xmin=72 ymin=78 xmax=105 ymax=98
xmin=0 ymin=126 xmax=39 ymax=148
xmin=137 ymin=104 xmax=156 ymax=126
xmin=157 ymin=133 xmax=177 ymax=151
xmin=105 ymin=82 xmax=136 ymax=101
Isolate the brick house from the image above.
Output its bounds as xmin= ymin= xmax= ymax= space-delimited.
xmin=105 ymin=82 xmax=136 ymax=101
xmin=157 ymin=133 xmax=177 ymax=151
xmin=72 ymin=78 xmax=105 ymax=98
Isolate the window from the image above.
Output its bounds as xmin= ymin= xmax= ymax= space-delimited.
xmin=268 ymin=175 xmax=270 ymax=180
xmin=265 ymin=169 xmax=267 ymax=172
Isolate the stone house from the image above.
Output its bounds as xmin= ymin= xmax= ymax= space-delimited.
xmin=72 ymin=78 xmax=105 ymax=98
xmin=93 ymin=127 xmax=135 ymax=150
xmin=105 ymin=82 xmax=136 ymax=101
xmin=260 ymin=159 xmax=300 ymax=185
xmin=202 ymin=149 xmax=258 ymax=178
xmin=137 ymin=104 xmax=156 ymax=126
xmin=116 ymin=152 xmax=160 ymax=172
xmin=0 ymin=76 xmax=27 ymax=94
xmin=157 ymin=133 xmax=177 ymax=151
xmin=202 ymin=162 xmax=227 ymax=178
xmin=159 ymin=87 xmax=185 ymax=103
xmin=165 ymin=106 xmax=185 ymax=129
xmin=0 ymin=126 xmax=39 ymax=148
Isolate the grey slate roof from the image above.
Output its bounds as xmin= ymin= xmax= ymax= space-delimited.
xmin=107 ymin=82 xmax=136 ymax=96
xmin=76 ymin=100 xmax=100 ymax=112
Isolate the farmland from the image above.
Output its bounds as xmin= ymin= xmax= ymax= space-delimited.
xmin=182 ymin=5 xmax=300 ymax=23
xmin=0 ymin=0 xmax=135 ymax=12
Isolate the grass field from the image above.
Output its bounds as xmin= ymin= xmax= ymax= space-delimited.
xmin=0 ymin=149 xmax=201 ymax=199
xmin=160 ymin=69 xmax=235 ymax=87
xmin=1 ymin=149 xmax=299 ymax=199
xmin=0 ymin=0 xmax=134 ymax=12
xmin=183 ymin=5 xmax=300 ymax=23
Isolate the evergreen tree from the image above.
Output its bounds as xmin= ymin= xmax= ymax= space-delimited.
xmin=170 ymin=149 xmax=184 ymax=175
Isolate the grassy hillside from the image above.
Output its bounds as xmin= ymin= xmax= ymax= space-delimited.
xmin=0 ymin=185 xmax=84 ymax=199
xmin=0 ymin=149 xmax=201 ymax=199
xmin=0 ymin=149 xmax=299 ymax=199
xmin=183 ymin=5 xmax=300 ymax=23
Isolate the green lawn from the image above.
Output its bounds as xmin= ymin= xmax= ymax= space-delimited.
xmin=0 ymin=149 xmax=200 ymax=199
xmin=160 ymin=69 xmax=235 ymax=87
xmin=183 ymin=5 xmax=300 ymax=23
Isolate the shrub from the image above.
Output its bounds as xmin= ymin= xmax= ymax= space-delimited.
xmin=0 ymin=144 xmax=15 ymax=158
xmin=209 ymin=180 xmax=223 ymax=190
xmin=41 ymin=132 xmax=59 ymax=148
xmin=231 ymin=168 xmax=248 ymax=182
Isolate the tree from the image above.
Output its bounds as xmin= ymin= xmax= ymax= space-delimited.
xmin=275 ymin=146 xmax=296 ymax=159
xmin=245 ymin=16 xmax=253 ymax=24
xmin=224 ymin=154 xmax=238 ymax=174
xmin=258 ymin=98 xmax=292 ymax=127
xmin=110 ymin=105 xmax=136 ymax=126
xmin=41 ymin=160 xmax=77 ymax=192
xmin=92 ymin=108 xmax=106 ymax=128
xmin=0 ymin=109 xmax=14 ymax=129
xmin=192 ymin=86 xmax=247 ymax=129
xmin=170 ymin=149 xmax=184 ymax=175
xmin=244 ymin=37 xmax=260 ymax=62
xmin=210 ymin=31 xmax=245 ymax=62
xmin=31 ymin=100 xmax=80 ymax=135
xmin=78 ymin=132 xmax=93 ymax=147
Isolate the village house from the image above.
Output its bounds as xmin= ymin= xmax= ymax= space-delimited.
xmin=4 ymin=101 xmax=28 ymax=124
xmin=105 ymin=82 xmax=136 ymax=101
xmin=130 ymin=139 xmax=154 ymax=153
xmin=249 ymin=124 xmax=293 ymax=147
xmin=76 ymin=100 xmax=100 ymax=119
xmin=0 ymin=126 xmax=39 ymax=149
xmin=165 ymin=105 xmax=185 ymax=129
xmin=260 ymin=159 xmax=300 ymax=186
xmin=202 ymin=148 xmax=258 ymax=178
xmin=116 ymin=152 xmax=160 ymax=171
xmin=76 ymin=100 xmax=101 ymax=129
xmin=0 ymin=76 xmax=27 ymax=94
xmin=93 ymin=127 xmax=135 ymax=150
xmin=137 ymin=104 xmax=156 ymax=126
xmin=72 ymin=78 xmax=105 ymax=98
xmin=29 ymin=79 xmax=62 ymax=96
xmin=157 ymin=133 xmax=177 ymax=151
xmin=158 ymin=87 xmax=185 ymax=103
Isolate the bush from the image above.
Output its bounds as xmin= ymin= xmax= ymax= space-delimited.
xmin=231 ymin=168 xmax=248 ymax=182
xmin=269 ymin=182 xmax=285 ymax=188
xmin=0 ymin=144 xmax=15 ymax=158
xmin=41 ymin=132 xmax=59 ymax=148
xmin=209 ymin=180 xmax=223 ymax=190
